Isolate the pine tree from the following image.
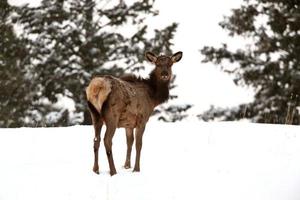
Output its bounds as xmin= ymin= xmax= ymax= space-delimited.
xmin=0 ymin=0 xmax=32 ymax=127
xmin=201 ymin=0 xmax=300 ymax=124
xmin=9 ymin=0 xmax=189 ymax=126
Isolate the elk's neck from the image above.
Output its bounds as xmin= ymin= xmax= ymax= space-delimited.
xmin=148 ymin=70 xmax=170 ymax=105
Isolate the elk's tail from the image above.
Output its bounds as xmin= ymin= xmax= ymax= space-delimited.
xmin=86 ymin=77 xmax=112 ymax=113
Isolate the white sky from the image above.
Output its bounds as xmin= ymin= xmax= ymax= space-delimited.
xmin=145 ymin=0 xmax=254 ymax=117
xmin=8 ymin=0 xmax=254 ymax=118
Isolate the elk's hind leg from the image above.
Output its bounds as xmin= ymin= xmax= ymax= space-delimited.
xmin=124 ymin=128 xmax=134 ymax=169
xmin=88 ymin=101 xmax=103 ymax=174
xmin=104 ymin=123 xmax=117 ymax=176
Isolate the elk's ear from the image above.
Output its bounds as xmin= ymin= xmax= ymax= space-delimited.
xmin=171 ymin=51 xmax=183 ymax=63
xmin=145 ymin=52 xmax=157 ymax=63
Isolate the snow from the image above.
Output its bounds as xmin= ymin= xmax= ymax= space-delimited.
xmin=1 ymin=121 xmax=300 ymax=200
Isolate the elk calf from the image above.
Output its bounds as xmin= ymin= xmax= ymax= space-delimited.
xmin=86 ymin=51 xmax=183 ymax=175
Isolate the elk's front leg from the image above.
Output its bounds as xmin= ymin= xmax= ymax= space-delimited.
xmin=133 ymin=126 xmax=145 ymax=172
xmin=124 ymin=128 xmax=134 ymax=169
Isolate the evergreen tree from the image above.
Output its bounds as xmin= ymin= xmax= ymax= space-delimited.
xmin=201 ymin=0 xmax=300 ymax=124
xmin=8 ymin=0 xmax=189 ymax=126
xmin=0 ymin=0 xmax=32 ymax=127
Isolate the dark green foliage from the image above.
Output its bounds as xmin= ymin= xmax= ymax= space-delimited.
xmin=0 ymin=0 xmax=32 ymax=127
xmin=201 ymin=0 xmax=300 ymax=124
xmin=0 ymin=0 xmax=190 ymax=127
xmin=157 ymin=104 xmax=192 ymax=122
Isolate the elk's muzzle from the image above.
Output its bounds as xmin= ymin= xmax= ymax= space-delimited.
xmin=161 ymin=71 xmax=169 ymax=81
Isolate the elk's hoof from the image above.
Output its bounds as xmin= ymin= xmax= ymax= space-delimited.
xmin=93 ymin=166 xmax=99 ymax=174
xmin=110 ymin=170 xmax=117 ymax=176
xmin=124 ymin=164 xmax=131 ymax=169
xmin=133 ymin=168 xmax=140 ymax=172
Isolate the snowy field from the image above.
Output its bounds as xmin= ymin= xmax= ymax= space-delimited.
xmin=1 ymin=121 xmax=300 ymax=200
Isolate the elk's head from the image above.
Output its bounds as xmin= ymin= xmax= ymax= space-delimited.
xmin=145 ymin=51 xmax=183 ymax=82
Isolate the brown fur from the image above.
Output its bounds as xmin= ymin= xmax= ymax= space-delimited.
xmin=86 ymin=51 xmax=182 ymax=175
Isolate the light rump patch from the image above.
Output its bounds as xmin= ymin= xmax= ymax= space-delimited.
xmin=86 ymin=77 xmax=111 ymax=113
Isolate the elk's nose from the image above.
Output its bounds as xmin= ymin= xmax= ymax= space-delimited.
xmin=161 ymin=71 xmax=169 ymax=81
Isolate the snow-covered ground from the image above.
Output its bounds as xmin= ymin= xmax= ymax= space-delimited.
xmin=1 ymin=121 xmax=300 ymax=200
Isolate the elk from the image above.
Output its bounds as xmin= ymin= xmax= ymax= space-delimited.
xmin=86 ymin=51 xmax=183 ymax=175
